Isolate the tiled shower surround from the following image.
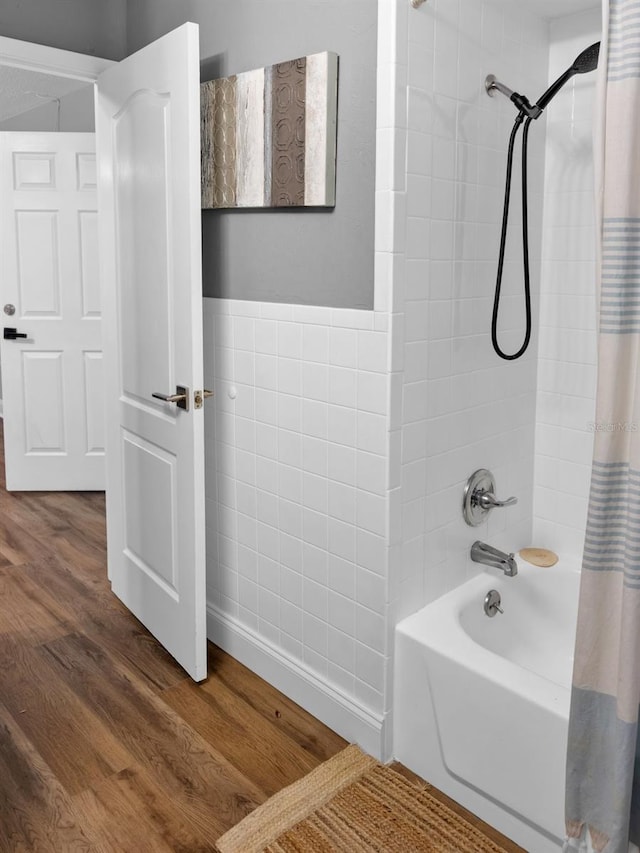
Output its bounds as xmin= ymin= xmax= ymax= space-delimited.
xmin=533 ymin=8 xmax=600 ymax=554
xmin=205 ymin=0 xmax=600 ymax=760
xmin=386 ymin=0 xmax=549 ymax=626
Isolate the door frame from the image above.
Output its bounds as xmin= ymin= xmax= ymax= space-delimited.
xmin=0 ymin=35 xmax=114 ymax=82
xmin=0 ymin=38 xmax=113 ymax=474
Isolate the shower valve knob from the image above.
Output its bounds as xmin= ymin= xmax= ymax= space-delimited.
xmin=463 ymin=469 xmax=518 ymax=526
xmin=478 ymin=492 xmax=518 ymax=510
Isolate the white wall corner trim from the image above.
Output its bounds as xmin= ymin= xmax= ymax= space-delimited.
xmin=206 ymin=601 xmax=388 ymax=760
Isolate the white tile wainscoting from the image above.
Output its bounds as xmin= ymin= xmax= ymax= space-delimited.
xmin=203 ymin=298 xmax=394 ymax=757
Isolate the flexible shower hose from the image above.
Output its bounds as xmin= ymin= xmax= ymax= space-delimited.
xmin=491 ymin=112 xmax=533 ymax=361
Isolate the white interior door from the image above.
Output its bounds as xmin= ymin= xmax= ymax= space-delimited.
xmin=97 ymin=23 xmax=207 ymax=681
xmin=0 ymin=132 xmax=104 ymax=491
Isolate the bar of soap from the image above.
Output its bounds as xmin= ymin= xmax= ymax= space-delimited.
xmin=519 ymin=547 xmax=559 ymax=567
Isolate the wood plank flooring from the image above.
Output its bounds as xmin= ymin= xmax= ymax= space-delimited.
xmin=0 ymin=424 xmax=524 ymax=852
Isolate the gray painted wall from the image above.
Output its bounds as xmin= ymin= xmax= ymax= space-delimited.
xmin=127 ymin=0 xmax=377 ymax=308
xmin=0 ymin=0 xmax=127 ymax=60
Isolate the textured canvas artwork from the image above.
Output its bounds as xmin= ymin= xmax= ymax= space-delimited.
xmin=201 ymin=52 xmax=338 ymax=209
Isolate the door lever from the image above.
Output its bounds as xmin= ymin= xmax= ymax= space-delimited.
xmin=152 ymin=385 xmax=189 ymax=411
xmin=4 ymin=327 xmax=27 ymax=340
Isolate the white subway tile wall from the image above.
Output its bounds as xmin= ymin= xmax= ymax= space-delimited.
xmin=388 ymin=0 xmax=550 ymax=622
xmin=533 ymin=9 xmax=600 ymax=554
xmin=204 ymin=299 xmax=390 ymax=717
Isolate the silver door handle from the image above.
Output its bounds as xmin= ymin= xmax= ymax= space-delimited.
xmin=152 ymin=385 xmax=189 ymax=411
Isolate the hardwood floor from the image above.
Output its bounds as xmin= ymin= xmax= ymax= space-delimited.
xmin=0 ymin=425 xmax=524 ymax=852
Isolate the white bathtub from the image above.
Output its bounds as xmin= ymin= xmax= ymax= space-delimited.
xmin=393 ymin=556 xmax=580 ymax=853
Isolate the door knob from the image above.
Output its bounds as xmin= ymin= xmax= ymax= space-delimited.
xmin=3 ymin=304 xmax=15 ymax=316
xmin=3 ymin=327 xmax=27 ymax=340
xmin=152 ymin=385 xmax=189 ymax=411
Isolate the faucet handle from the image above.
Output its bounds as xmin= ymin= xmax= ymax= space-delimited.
xmin=463 ymin=468 xmax=518 ymax=526
xmin=478 ymin=491 xmax=517 ymax=510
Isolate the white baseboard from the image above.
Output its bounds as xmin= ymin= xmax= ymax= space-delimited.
xmin=207 ymin=602 xmax=387 ymax=760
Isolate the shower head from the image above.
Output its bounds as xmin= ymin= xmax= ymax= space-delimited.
xmin=572 ymin=41 xmax=601 ymax=74
xmin=535 ymin=41 xmax=600 ymax=111
xmin=485 ymin=41 xmax=601 ymax=119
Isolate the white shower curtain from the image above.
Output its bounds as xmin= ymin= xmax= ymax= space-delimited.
xmin=565 ymin=1 xmax=640 ymax=851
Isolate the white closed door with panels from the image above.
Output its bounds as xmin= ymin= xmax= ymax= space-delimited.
xmin=97 ymin=23 xmax=207 ymax=680
xmin=0 ymin=132 xmax=104 ymax=491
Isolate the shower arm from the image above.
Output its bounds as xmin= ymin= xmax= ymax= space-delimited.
xmin=485 ymin=76 xmax=515 ymax=100
xmin=485 ymin=75 xmax=542 ymax=120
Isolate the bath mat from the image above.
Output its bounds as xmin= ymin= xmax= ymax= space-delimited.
xmin=215 ymin=744 xmax=512 ymax=853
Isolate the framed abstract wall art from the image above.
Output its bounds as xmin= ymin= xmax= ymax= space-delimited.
xmin=201 ymin=51 xmax=338 ymax=209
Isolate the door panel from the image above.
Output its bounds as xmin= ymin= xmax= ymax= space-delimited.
xmin=76 ymin=153 xmax=97 ymax=190
xmin=97 ymin=22 xmax=206 ymax=681
xmin=16 ymin=210 xmax=61 ymax=315
xmin=23 ymin=351 xmax=65 ymax=452
xmin=115 ymin=94 xmax=174 ymax=408
xmin=122 ymin=432 xmax=178 ymax=593
xmin=0 ymin=132 xmax=104 ymax=490
xmin=13 ymin=152 xmax=56 ymax=188
xmin=79 ymin=211 xmax=100 ymax=316
xmin=83 ymin=352 xmax=105 ymax=454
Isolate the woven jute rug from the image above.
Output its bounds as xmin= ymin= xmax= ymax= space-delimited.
xmin=216 ymin=744 xmax=511 ymax=853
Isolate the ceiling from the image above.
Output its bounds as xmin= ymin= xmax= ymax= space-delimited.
xmin=512 ymin=0 xmax=601 ymax=18
xmin=0 ymin=65 xmax=89 ymax=122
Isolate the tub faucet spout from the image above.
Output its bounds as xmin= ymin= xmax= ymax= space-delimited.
xmin=471 ymin=541 xmax=518 ymax=577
